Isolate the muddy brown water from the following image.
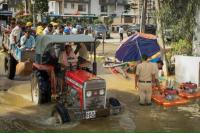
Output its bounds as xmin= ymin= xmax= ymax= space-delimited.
xmin=0 ymin=52 xmax=200 ymax=131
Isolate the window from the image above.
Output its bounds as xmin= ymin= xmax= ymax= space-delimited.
xmin=101 ymin=5 xmax=107 ymax=12
xmin=78 ymin=4 xmax=86 ymax=12
xmin=51 ymin=2 xmax=54 ymax=8
xmin=99 ymin=0 xmax=107 ymax=4
xmin=64 ymin=2 xmax=67 ymax=8
xmin=71 ymin=3 xmax=75 ymax=9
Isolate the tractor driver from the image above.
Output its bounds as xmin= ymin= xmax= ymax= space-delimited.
xmin=58 ymin=43 xmax=78 ymax=92
xmin=58 ymin=43 xmax=78 ymax=70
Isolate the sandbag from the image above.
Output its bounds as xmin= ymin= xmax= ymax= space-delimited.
xmin=16 ymin=61 xmax=33 ymax=76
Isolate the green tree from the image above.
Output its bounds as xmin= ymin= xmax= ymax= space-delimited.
xmin=155 ymin=0 xmax=200 ymax=75
xmin=16 ymin=2 xmax=24 ymax=11
xmin=94 ymin=19 xmax=103 ymax=24
xmin=34 ymin=0 xmax=49 ymax=14
xmin=104 ymin=18 xmax=113 ymax=26
xmin=159 ymin=0 xmax=200 ymax=42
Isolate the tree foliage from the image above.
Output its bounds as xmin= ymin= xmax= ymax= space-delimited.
xmin=171 ymin=39 xmax=192 ymax=55
xmin=34 ymin=0 xmax=49 ymax=14
xmin=158 ymin=0 xmax=200 ymax=42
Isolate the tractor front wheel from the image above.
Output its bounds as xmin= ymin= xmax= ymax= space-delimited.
xmin=51 ymin=103 xmax=71 ymax=124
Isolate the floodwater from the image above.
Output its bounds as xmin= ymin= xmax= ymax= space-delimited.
xmin=0 ymin=51 xmax=200 ymax=132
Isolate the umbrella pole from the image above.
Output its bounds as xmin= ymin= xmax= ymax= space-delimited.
xmin=136 ymin=40 xmax=142 ymax=60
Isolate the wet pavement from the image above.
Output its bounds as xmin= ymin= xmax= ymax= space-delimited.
xmin=0 ymin=38 xmax=200 ymax=132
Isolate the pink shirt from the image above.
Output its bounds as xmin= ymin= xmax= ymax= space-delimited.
xmin=59 ymin=51 xmax=78 ymax=67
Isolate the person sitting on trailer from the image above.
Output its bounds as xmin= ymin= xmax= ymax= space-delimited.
xmin=19 ymin=29 xmax=35 ymax=50
xmin=15 ymin=29 xmax=35 ymax=61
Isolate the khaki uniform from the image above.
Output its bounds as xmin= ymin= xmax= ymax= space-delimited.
xmin=136 ymin=61 xmax=155 ymax=104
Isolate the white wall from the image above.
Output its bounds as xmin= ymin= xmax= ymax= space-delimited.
xmin=48 ymin=1 xmax=59 ymax=15
xmin=90 ymin=0 xmax=100 ymax=16
xmin=115 ymin=5 xmax=124 ymax=16
xmin=64 ymin=3 xmax=88 ymax=14
xmin=175 ymin=55 xmax=200 ymax=86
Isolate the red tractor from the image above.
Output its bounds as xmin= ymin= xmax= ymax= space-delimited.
xmin=30 ymin=35 xmax=121 ymax=124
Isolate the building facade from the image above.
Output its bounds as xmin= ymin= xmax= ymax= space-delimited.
xmin=48 ymin=0 xmax=127 ymax=17
xmin=127 ymin=0 xmax=156 ymax=24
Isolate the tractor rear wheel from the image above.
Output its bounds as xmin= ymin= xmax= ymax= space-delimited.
xmin=31 ymin=70 xmax=51 ymax=104
xmin=5 ymin=54 xmax=17 ymax=80
xmin=51 ymin=103 xmax=71 ymax=124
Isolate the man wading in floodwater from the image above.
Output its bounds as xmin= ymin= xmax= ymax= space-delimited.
xmin=135 ymin=54 xmax=156 ymax=106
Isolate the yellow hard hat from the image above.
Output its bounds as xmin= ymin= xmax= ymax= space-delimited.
xmin=26 ymin=22 xmax=32 ymax=27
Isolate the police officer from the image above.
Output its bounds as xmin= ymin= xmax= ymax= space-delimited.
xmin=135 ymin=54 xmax=156 ymax=106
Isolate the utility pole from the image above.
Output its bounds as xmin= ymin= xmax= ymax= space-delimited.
xmin=31 ymin=0 xmax=35 ymax=27
xmin=24 ymin=0 xmax=27 ymax=14
xmin=140 ymin=0 xmax=147 ymax=33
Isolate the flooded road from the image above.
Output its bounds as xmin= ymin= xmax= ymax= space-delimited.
xmin=0 ymin=52 xmax=200 ymax=132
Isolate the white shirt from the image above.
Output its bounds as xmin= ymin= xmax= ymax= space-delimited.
xmin=43 ymin=27 xmax=53 ymax=35
xmin=79 ymin=44 xmax=89 ymax=60
xmin=9 ymin=25 xmax=21 ymax=44
xmin=119 ymin=27 xmax=124 ymax=34
xmin=71 ymin=28 xmax=77 ymax=34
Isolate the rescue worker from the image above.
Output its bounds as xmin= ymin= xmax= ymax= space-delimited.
xmin=43 ymin=24 xmax=53 ymax=35
xmin=119 ymin=26 xmax=124 ymax=42
xmin=52 ymin=22 xmax=59 ymax=34
xmin=26 ymin=22 xmax=32 ymax=30
xmin=9 ymin=20 xmax=22 ymax=52
xmin=16 ymin=29 xmax=35 ymax=61
xmin=19 ymin=29 xmax=35 ymax=50
xmin=74 ymin=42 xmax=89 ymax=64
xmin=64 ymin=22 xmax=72 ymax=34
xmin=135 ymin=54 xmax=156 ymax=106
xmin=154 ymin=60 xmax=164 ymax=87
xmin=36 ymin=22 xmax=44 ymax=36
xmin=71 ymin=25 xmax=78 ymax=34
xmin=53 ymin=25 xmax=64 ymax=35
xmin=53 ymin=25 xmax=65 ymax=58
xmin=25 ymin=22 xmax=36 ymax=37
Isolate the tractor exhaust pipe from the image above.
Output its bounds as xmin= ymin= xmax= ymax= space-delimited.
xmin=93 ymin=40 xmax=97 ymax=75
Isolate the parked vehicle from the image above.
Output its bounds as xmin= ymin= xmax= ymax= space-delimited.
xmin=93 ymin=24 xmax=110 ymax=39
xmin=30 ymin=35 xmax=121 ymax=124
xmin=127 ymin=24 xmax=156 ymax=36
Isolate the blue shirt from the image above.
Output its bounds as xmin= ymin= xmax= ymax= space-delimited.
xmin=20 ymin=35 xmax=35 ymax=49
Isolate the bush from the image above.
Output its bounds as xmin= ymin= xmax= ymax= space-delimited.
xmin=171 ymin=39 xmax=192 ymax=55
xmin=166 ymin=39 xmax=192 ymax=64
xmin=94 ymin=19 xmax=103 ymax=24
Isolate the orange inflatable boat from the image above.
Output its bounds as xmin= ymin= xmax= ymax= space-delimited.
xmin=179 ymin=82 xmax=200 ymax=99
xmin=152 ymin=94 xmax=189 ymax=107
xmin=152 ymin=88 xmax=189 ymax=107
